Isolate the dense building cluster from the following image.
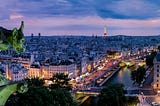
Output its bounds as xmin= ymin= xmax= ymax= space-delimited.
xmin=0 ymin=35 xmax=159 ymax=82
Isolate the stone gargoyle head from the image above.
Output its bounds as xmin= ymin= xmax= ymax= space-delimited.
xmin=0 ymin=21 xmax=25 ymax=54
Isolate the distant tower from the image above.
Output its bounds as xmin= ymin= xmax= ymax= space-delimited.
xmin=31 ymin=33 xmax=33 ymax=38
xmin=30 ymin=33 xmax=34 ymax=42
xmin=103 ymin=25 xmax=107 ymax=37
xmin=38 ymin=33 xmax=41 ymax=41
xmin=30 ymin=54 xmax=34 ymax=65
xmin=38 ymin=33 xmax=41 ymax=38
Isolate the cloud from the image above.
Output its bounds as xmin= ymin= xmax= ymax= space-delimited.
xmin=69 ymin=0 xmax=160 ymax=19
xmin=0 ymin=0 xmax=160 ymax=20
xmin=10 ymin=14 xmax=24 ymax=20
xmin=0 ymin=0 xmax=160 ymax=36
xmin=97 ymin=0 xmax=160 ymax=19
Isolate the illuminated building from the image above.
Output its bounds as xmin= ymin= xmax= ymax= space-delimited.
xmin=81 ymin=57 xmax=87 ymax=74
xmin=42 ymin=60 xmax=77 ymax=79
xmin=6 ymin=63 xmax=28 ymax=81
xmin=29 ymin=62 xmax=41 ymax=78
xmin=28 ymin=60 xmax=77 ymax=79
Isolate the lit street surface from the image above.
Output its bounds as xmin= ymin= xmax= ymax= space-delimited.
xmin=83 ymin=60 xmax=114 ymax=85
xmin=143 ymin=67 xmax=154 ymax=88
xmin=72 ymin=59 xmax=119 ymax=90
xmin=143 ymin=67 xmax=160 ymax=105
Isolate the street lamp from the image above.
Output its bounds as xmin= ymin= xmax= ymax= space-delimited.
xmin=157 ymin=90 xmax=160 ymax=96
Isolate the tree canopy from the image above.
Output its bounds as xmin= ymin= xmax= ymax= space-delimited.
xmin=50 ymin=73 xmax=72 ymax=90
xmin=6 ymin=76 xmax=76 ymax=106
xmin=98 ymin=83 xmax=126 ymax=106
xmin=131 ymin=66 xmax=146 ymax=84
xmin=146 ymin=51 xmax=157 ymax=66
xmin=26 ymin=78 xmax=45 ymax=87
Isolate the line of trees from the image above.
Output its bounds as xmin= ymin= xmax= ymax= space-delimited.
xmin=5 ymin=73 xmax=77 ymax=106
xmin=131 ymin=66 xmax=146 ymax=84
xmin=146 ymin=51 xmax=157 ymax=66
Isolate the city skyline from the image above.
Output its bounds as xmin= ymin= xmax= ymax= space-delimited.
xmin=0 ymin=0 xmax=160 ymax=36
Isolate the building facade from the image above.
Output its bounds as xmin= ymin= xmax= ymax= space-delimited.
xmin=153 ymin=52 xmax=160 ymax=90
xmin=42 ymin=62 xmax=76 ymax=79
xmin=6 ymin=63 xmax=28 ymax=81
xmin=29 ymin=62 xmax=41 ymax=78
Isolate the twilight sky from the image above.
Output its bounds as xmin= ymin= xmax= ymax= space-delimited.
xmin=0 ymin=0 xmax=160 ymax=36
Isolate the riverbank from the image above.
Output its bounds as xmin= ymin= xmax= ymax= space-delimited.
xmin=99 ymin=66 xmax=121 ymax=86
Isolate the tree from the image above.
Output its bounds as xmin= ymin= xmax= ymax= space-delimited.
xmin=51 ymin=88 xmax=77 ymax=106
xmin=158 ymin=45 xmax=160 ymax=51
xmin=26 ymin=78 xmax=44 ymax=87
xmin=126 ymin=96 xmax=139 ymax=106
xmin=6 ymin=86 xmax=53 ymax=106
xmin=131 ymin=66 xmax=146 ymax=84
xmin=50 ymin=73 xmax=72 ymax=90
xmin=131 ymin=70 xmax=137 ymax=81
xmin=98 ymin=83 xmax=126 ymax=106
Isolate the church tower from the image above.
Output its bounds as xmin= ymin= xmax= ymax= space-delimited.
xmin=30 ymin=53 xmax=34 ymax=65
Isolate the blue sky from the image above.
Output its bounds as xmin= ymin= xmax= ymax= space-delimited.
xmin=0 ymin=0 xmax=160 ymax=36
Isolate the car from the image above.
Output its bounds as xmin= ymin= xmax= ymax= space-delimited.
xmin=139 ymin=84 xmax=143 ymax=87
xmin=151 ymin=102 xmax=159 ymax=106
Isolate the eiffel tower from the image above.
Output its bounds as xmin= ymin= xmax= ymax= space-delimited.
xmin=103 ymin=25 xmax=107 ymax=37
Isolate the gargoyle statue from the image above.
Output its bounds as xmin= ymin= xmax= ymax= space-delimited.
xmin=0 ymin=21 xmax=25 ymax=54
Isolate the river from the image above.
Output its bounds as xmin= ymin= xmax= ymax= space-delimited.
xmin=108 ymin=66 xmax=136 ymax=88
